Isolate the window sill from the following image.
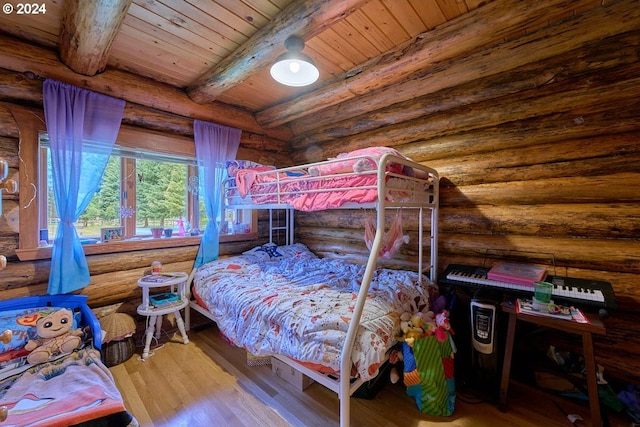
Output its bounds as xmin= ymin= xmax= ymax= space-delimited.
xmin=16 ymin=232 xmax=258 ymax=261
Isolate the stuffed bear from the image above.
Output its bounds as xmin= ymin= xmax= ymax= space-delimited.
xmin=390 ymin=308 xmax=455 ymax=386
xmin=24 ymin=308 xmax=83 ymax=365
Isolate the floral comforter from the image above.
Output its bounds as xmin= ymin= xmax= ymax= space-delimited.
xmin=192 ymin=243 xmax=433 ymax=381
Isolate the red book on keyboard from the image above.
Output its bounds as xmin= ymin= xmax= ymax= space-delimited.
xmin=487 ymin=262 xmax=547 ymax=287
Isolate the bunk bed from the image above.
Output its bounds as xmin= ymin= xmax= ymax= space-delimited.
xmin=0 ymin=295 xmax=135 ymax=426
xmin=185 ymin=147 xmax=439 ymax=427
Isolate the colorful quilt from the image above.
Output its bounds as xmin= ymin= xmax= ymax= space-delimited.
xmin=0 ymin=347 xmax=132 ymax=426
xmin=192 ymin=243 xmax=434 ymax=381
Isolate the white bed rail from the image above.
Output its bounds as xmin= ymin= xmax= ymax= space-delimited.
xmin=189 ymin=152 xmax=439 ymax=427
xmin=337 ymin=153 xmax=438 ymax=426
xmin=223 ymin=153 xmax=437 ymax=210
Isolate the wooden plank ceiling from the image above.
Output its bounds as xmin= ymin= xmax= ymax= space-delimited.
xmin=0 ymin=0 xmax=604 ymax=136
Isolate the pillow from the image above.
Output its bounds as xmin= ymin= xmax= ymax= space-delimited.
xmin=308 ymin=147 xmax=408 ymax=176
xmin=276 ymin=243 xmax=318 ymax=259
xmin=0 ymin=307 xmax=77 ymax=354
xmin=242 ymin=243 xmax=318 ymax=262
xmin=226 ymin=160 xmax=260 ymax=177
xmin=226 ymin=160 xmax=276 ymax=178
xmin=242 ymin=243 xmax=284 ymax=261
xmin=226 ymin=160 xmax=277 ymax=190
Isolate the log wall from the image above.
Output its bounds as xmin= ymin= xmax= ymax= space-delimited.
xmin=0 ymin=87 xmax=286 ymax=323
xmin=0 ymin=0 xmax=638 ymax=388
xmin=289 ymin=2 xmax=640 ymax=384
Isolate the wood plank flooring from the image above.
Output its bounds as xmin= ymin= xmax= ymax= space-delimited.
xmin=110 ymin=323 xmax=632 ymax=427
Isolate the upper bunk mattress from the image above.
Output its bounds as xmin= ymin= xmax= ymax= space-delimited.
xmin=225 ymin=147 xmax=438 ymax=212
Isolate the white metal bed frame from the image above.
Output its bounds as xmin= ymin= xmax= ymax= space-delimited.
xmin=185 ymin=153 xmax=439 ymax=427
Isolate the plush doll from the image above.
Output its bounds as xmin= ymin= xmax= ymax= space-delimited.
xmin=389 ymin=346 xmax=404 ymax=384
xmin=392 ymin=308 xmax=454 ymax=385
xmin=24 ymin=308 xmax=83 ymax=365
xmin=397 ymin=312 xmax=424 ymax=347
xmin=434 ymin=309 xmax=454 ymax=342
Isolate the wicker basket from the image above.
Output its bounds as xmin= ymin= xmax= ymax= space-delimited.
xmin=103 ymin=336 xmax=136 ymax=367
xmin=99 ymin=313 xmax=137 ymax=367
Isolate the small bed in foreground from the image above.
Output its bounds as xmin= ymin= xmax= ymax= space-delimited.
xmin=186 ymin=147 xmax=440 ymax=427
xmin=0 ymin=295 xmax=136 ymax=427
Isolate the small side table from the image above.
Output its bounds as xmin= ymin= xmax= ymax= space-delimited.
xmin=137 ymin=272 xmax=190 ymax=359
xmin=499 ymin=301 xmax=606 ymax=427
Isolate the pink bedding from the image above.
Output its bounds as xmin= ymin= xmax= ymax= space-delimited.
xmin=235 ymin=170 xmax=378 ymax=210
xmin=192 ymin=243 xmax=434 ymax=381
xmin=232 ymin=169 xmax=431 ymax=211
xmin=226 ymin=147 xmax=436 ymax=211
xmin=0 ymin=347 xmax=131 ymax=426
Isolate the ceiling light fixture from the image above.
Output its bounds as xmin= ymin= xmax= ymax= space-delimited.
xmin=270 ymin=36 xmax=319 ymax=87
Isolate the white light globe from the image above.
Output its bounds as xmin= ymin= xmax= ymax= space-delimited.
xmin=270 ymin=36 xmax=319 ymax=87
xmin=270 ymin=58 xmax=319 ymax=87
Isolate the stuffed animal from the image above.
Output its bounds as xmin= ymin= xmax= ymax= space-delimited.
xmin=391 ymin=308 xmax=455 ymax=385
xmin=434 ymin=309 xmax=454 ymax=342
xmin=397 ymin=310 xmax=439 ymax=346
xmin=397 ymin=312 xmax=424 ymax=347
xmin=389 ymin=346 xmax=404 ymax=384
xmin=24 ymin=308 xmax=83 ymax=365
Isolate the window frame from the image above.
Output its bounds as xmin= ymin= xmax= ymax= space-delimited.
xmin=12 ymin=106 xmax=256 ymax=261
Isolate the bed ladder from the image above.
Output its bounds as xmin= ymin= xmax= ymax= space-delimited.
xmin=268 ymin=207 xmax=294 ymax=245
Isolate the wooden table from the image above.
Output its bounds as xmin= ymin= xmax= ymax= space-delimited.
xmin=499 ymin=301 xmax=606 ymax=427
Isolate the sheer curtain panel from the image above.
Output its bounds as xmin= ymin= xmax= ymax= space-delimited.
xmin=193 ymin=120 xmax=241 ymax=268
xmin=43 ymin=79 xmax=125 ymax=294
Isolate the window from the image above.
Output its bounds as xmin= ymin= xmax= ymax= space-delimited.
xmin=43 ymin=155 xmax=123 ymax=240
xmin=130 ymin=157 xmax=189 ymax=237
xmin=25 ymin=130 xmax=256 ymax=258
xmin=40 ymin=138 xmax=199 ymax=241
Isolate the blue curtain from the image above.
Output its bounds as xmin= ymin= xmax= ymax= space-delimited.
xmin=193 ymin=120 xmax=241 ymax=268
xmin=43 ymin=79 xmax=125 ymax=294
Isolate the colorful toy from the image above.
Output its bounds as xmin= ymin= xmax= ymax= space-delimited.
xmin=391 ymin=307 xmax=455 ymax=389
xmin=391 ymin=307 xmax=456 ymax=416
xmin=24 ymin=308 xmax=83 ymax=365
xmin=396 ymin=310 xmax=439 ymax=347
xmin=177 ymin=218 xmax=186 ymax=236
xmin=435 ymin=310 xmax=453 ymax=342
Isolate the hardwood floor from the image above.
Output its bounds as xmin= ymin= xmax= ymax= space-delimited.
xmin=110 ymin=323 xmax=632 ymax=427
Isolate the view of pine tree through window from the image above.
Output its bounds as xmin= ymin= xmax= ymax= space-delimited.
xmin=78 ymin=156 xmax=121 ymax=231
xmin=135 ymin=159 xmax=187 ymax=233
xmin=39 ymin=132 xmax=250 ymax=248
xmin=45 ymin=152 xmax=190 ymax=239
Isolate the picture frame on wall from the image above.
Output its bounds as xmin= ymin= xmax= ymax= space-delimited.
xmin=100 ymin=226 xmax=124 ymax=243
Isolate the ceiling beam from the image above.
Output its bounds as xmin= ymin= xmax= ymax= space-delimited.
xmin=288 ymin=0 xmax=640 ymax=141
xmin=59 ymin=0 xmax=133 ymax=76
xmin=186 ymin=0 xmax=368 ymax=104
xmin=0 ymin=34 xmax=292 ymax=141
xmin=256 ymin=0 xmax=601 ymax=129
